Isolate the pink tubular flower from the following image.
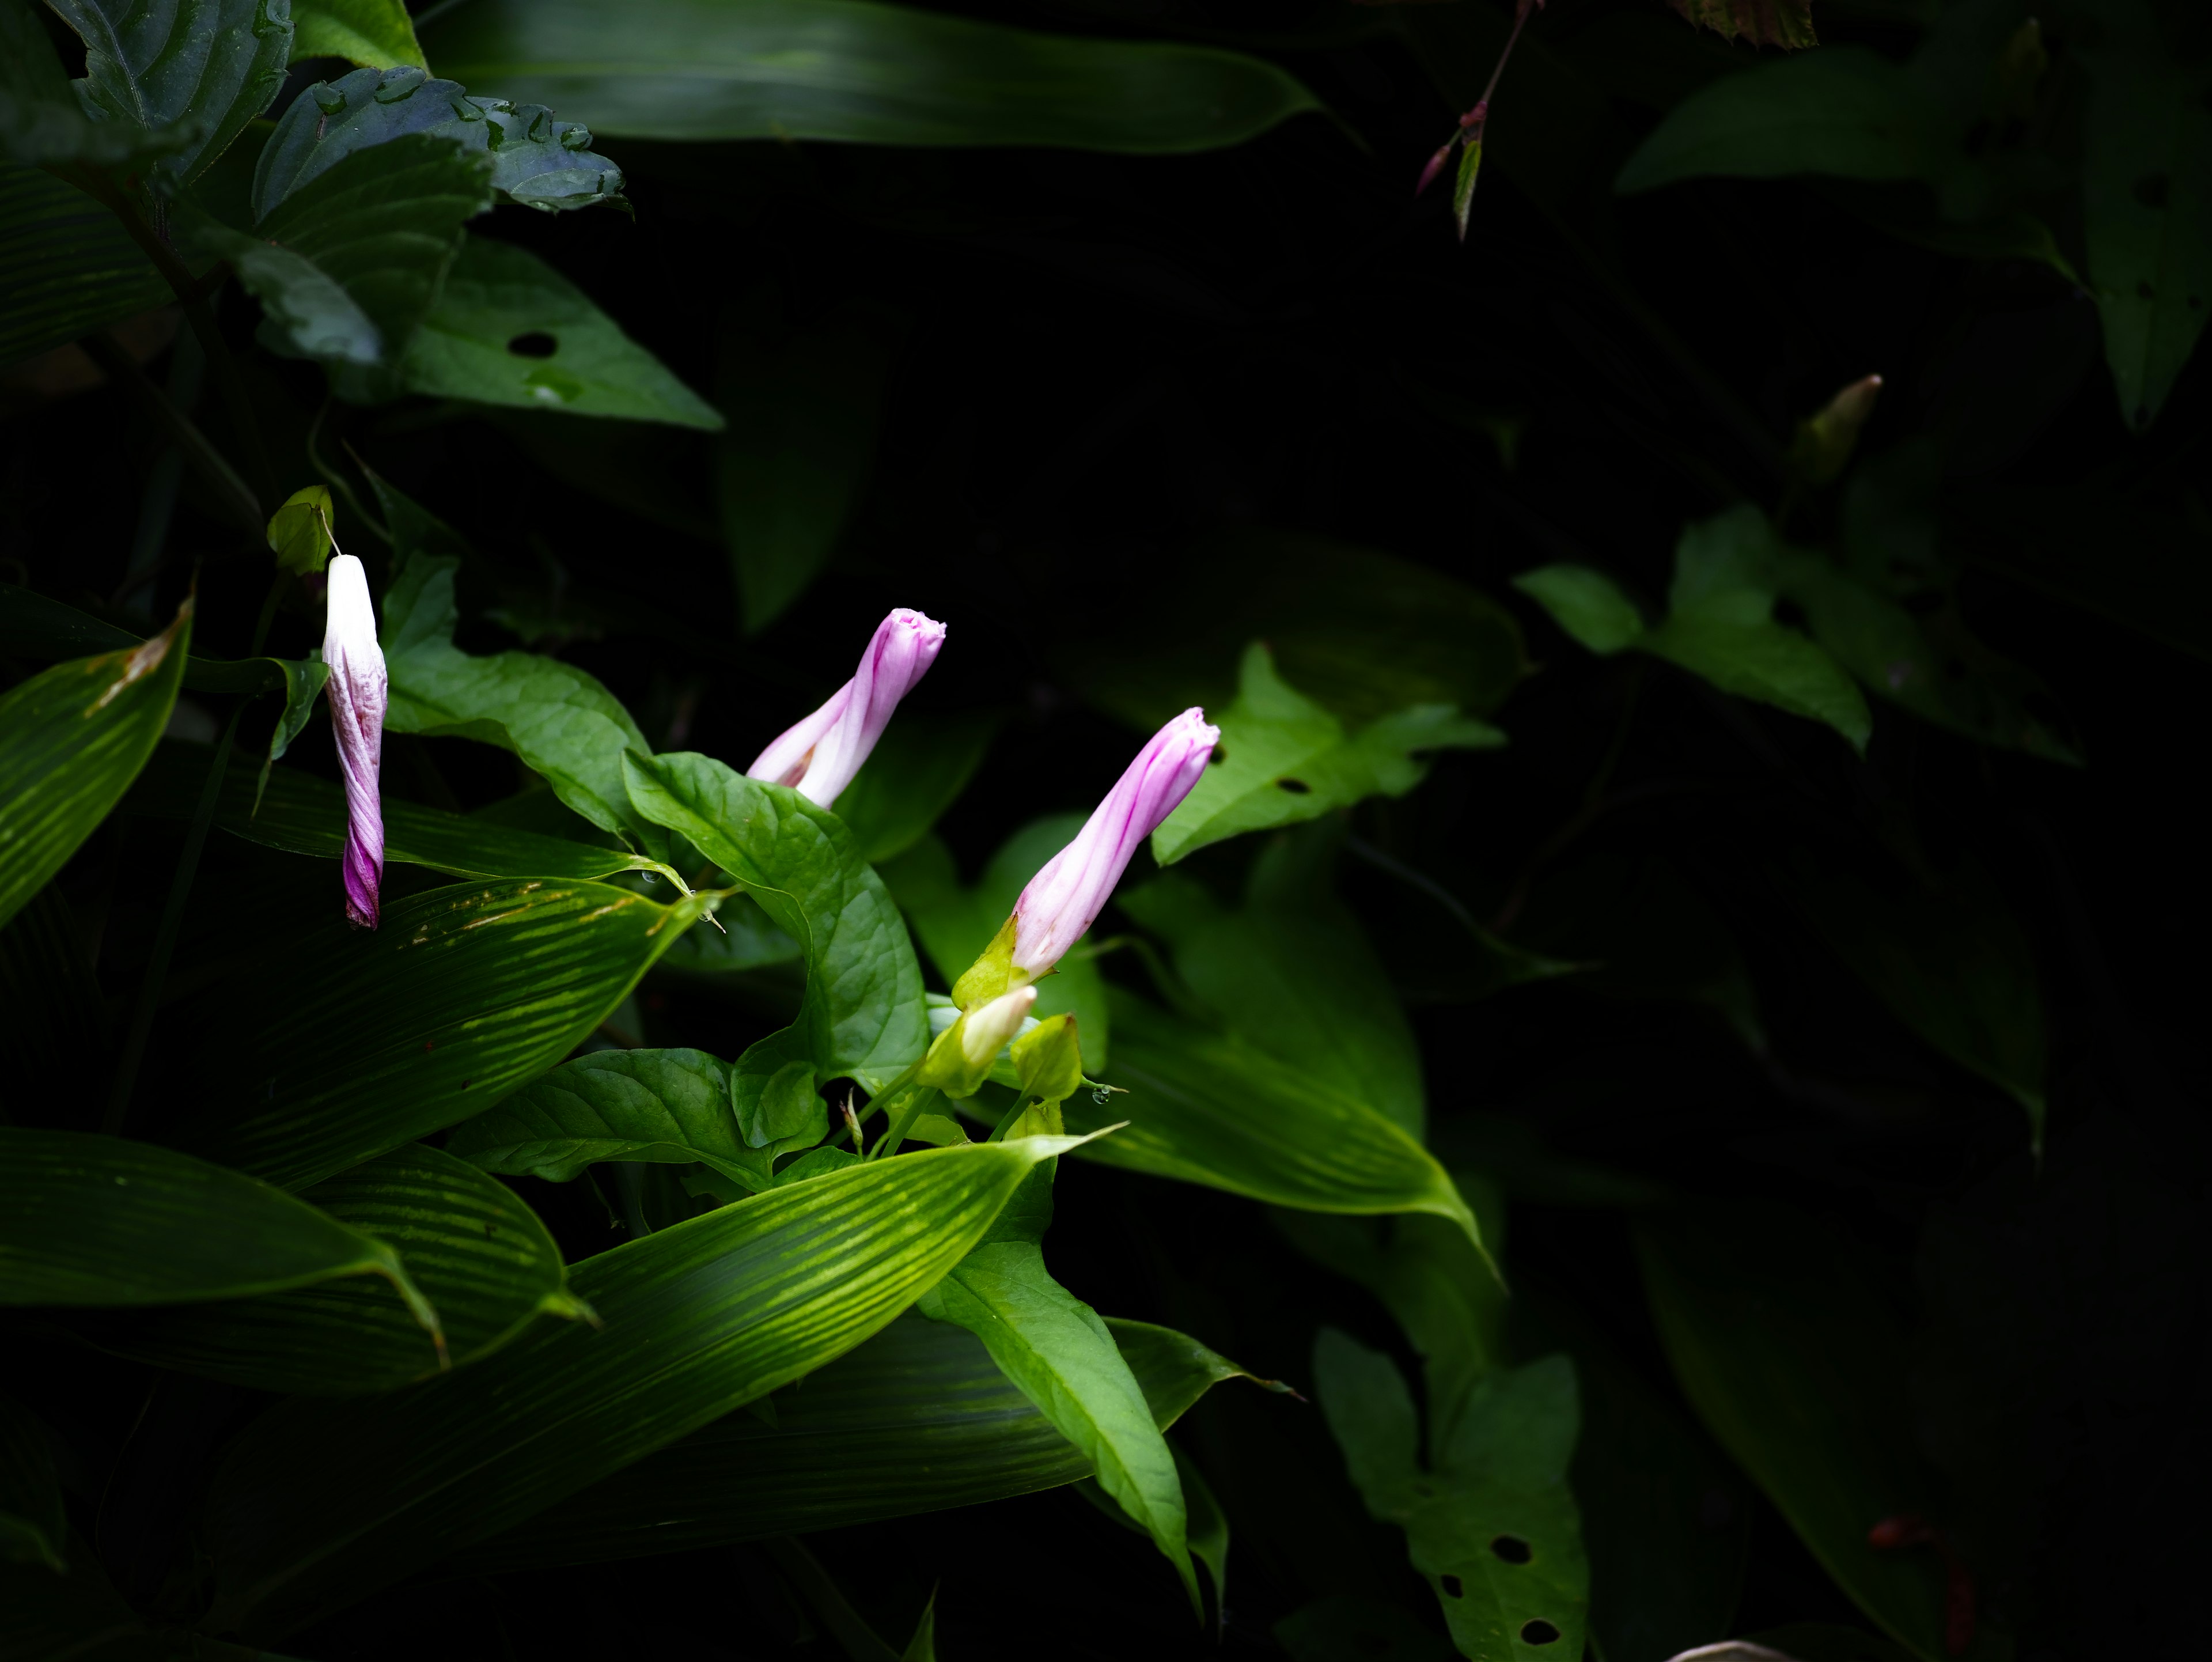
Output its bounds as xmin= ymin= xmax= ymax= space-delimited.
xmin=747 ymin=608 xmax=946 ymax=809
xmin=1010 ymin=707 xmax=1219 ymax=979
xmin=323 ymin=553 xmax=387 ymax=929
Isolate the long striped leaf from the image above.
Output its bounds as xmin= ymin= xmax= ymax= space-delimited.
xmin=71 ymin=1144 xmax=586 ymax=1394
xmin=178 ymin=878 xmax=710 ymax=1190
xmin=1073 ymin=990 xmax=1483 ymax=1250
xmin=0 ymin=1130 xmax=434 ymax=1331
xmin=425 ymin=0 xmax=1320 ymax=153
xmin=0 ymin=163 xmax=169 ymax=367
xmin=0 ymin=1391 xmax=65 ymax=1570
xmin=0 ymin=604 xmax=188 ymax=932
xmin=446 ymin=1312 xmax=1277 ymax=1573
xmin=201 ymin=1134 xmax=1083 ymax=1641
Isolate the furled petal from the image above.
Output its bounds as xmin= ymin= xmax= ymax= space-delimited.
xmin=1009 ymin=707 xmax=1218 ymax=979
xmin=745 ymin=608 xmax=946 ymax=808
xmin=322 ymin=554 xmax=388 ymax=929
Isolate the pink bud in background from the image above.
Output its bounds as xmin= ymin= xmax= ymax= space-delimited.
xmin=1010 ymin=707 xmax=1219 ymax=979
xmin=748 ymin=608 xmax=946 ymax=809
xmin=323 ymin=554 xmax=387 ymax=929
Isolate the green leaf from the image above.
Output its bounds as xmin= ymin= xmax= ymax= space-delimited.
xmin=718 ymin=291 xmax=899 ymax=631
xmin=126 ymin=739 xmax=683 ymax=885
xmin=253 ymin=64 xmax=623 ymax=220
xmin=200 ymin=1135 xmax=1082 ymax=1640
xmin=1071 ymin=989 xmax=1484 ymax=1251
xmin=1059 ymin=530 xmax=1529 ymax=730
xmin=1637 ymin=1207 xmax=1975 ymax=1662
xmin=373 ymin=474 xmax=666 ymax=854
xmin=1517 ymin=509 xmax=1871 ymax=752
xmin=623 ymin=751 xmax=929 ymax=1091
xmin=1668 ymin=0 xmax=1816 ymax=51
xmin=0 ymin=581 xmax=296 ymax=696
xmin=2082 ymin=50 xmax=2212 ymax=430
xmin=425 ymin=0 xmax=1321 ymax=153
xmin=0 ymin=1391 xmax=65 ymax=1570
xmin=0 ymin=162 xmax=171 ymax=365
xmin=190 ymin=131 xmax=494 ymax=373
xmin=2 ymin=0 xmax=183 ymax=166
xmin=444 ymin=1311 xmax=1276 ymax=1572
xmin=1788 ymin=858 xmax=2046 ymax=1153
xmin=179 ymin=877 xmax=710 ymax=1191
xmin=1152 ymin=643 xmax=1504 ymax=868
xmin=0 ymin=1129 xmax=435 ymax=1330
xmin=265 ymin=484 xmax=335 ymax=575
xmin=922 ymin=1239 xmax=1199 ymax=1611
xmin=882 ymin=817 xmax=1108 ymax=1069
xmin=290 ymin=0 xmax=426 ymax=69
xmin=831 ymin=710 xmax=1000 ymax=867
xmin=1316 ymin=1332 xmax=1589 ymax=1662
xmin=69 ymin=1144 xmax=585 ymax=1394
xmin=1122 ymin=822 xmax=1425 ymax=1139
xmin=50 ymin=0 xmax=291 ymax=184
xmin=402 ymin=234 xmax=721 ymax=426
xmin=448 ymin=1047 xmax=785 ymax=1192
xmin=0 ymin=603 xmax=188 ymax=933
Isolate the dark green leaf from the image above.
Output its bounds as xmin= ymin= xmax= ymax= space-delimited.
xmin=126 ymin=738 xmax=683 ymax=885
xmin=623 ymin=751 xmax=928 ymax=1091
xmin=2082 ymin=50 xmax=2212 ymax=430
xmin=290 ymin=0 xmax=425 ymax=69
xmin=402 ymin=234 xmax=721 ymax=426
xmin=882 ymin=816 xmax=1108 ymax=1068
xmin=0 ymin=162 xmax=170 ymax=365
xmin=0 ymin=1391 xmax=64 ymax=1570
xmin=0 ymin=582 xmax=292 ymax=695
xmin=190 ymin=132 xmax=493 ymax=373
xmin=1637 ymin=1207 xmax=1976 ymax=1662
xmin=179 ymin=877 xmax=711 ymax=1191
xmin=425 ymin=0 xmax=1321 ymax=153
xmin=0 ymin=1129 xmax=435 ymax=1328
xmin=71 ymin=1144 xmax=586 ymax=1394
xmin=2 ymin=0 xmax=180 ymax=166
xmin=1316 ymin=1332 xmax=1589 ymax=1662
xmin=831 ymin=710 xmax=1000 ymax=866
xmin=200 ymin=1134 xmax=1082 ymax=1640
xmin=1071 ymin=990 xmax=1483 ymax=1251
xmin=0 ymin=883 xmax=109 ymax=1122
xmin=448 ymin=1047 xmax=784 ymax=1192
xmin=1059 ymin=530 xmax=1529 ymax=730
xmin=444 ymin=1311 xmax=1275 ymax=1573
xmin=718 ymin=292 xmax=898 ymax=631
xmin=253 ymin=63 xmax=623 ymax=220
xmin=374 ymin=475 xmax=666 ymax=854
xmin=1153 ymin=643 xmax=1503 ymax=868
xmin=1787 ymin=859 xmax=2046 ymax=1153
xmin=922 ymin=1240 xmax=1199 ymax=1610
xmin=50 ymin=0 xmax=291 ymax=183
xmin=0 ymin=604 xmax=188 ymax=933
xmin=1668 ymin=0 xmax=1816 ymax=51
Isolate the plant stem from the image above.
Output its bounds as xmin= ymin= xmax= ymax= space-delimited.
xmin=103 ymin=701 xmax=243 ymax=1135
xmin=58 ymin=163 xmax=278 ymax=511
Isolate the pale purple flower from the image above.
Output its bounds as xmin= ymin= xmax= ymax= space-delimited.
xmin=1010 ymin=707 xmax=1219 ymax=979
xmin=323 ymin=553 xmax=387 ymax=929
xmin=748 ymin=608 xmax=946 ymax=809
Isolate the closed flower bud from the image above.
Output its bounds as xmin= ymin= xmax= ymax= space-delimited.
xmin=322 ymin=553 xmax=387 ymax=929
xmin=1011 ymin=1014 xmax=1084 ymax=1108
xmin=919 ymin=986 xmax=1037 ymax=1100
xmin=747 ymin=608 xmax=946 ymax=809
xmin=1788 ymin=373 xmax=1883 ymax=486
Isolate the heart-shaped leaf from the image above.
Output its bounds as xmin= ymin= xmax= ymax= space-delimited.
xmin=50 ymin=0 xmax=291 ymax=183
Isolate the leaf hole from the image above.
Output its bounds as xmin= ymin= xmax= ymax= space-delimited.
xmin=1520 ymin=1619 xmax=1561 ymax=1645
xmin=1275 ymin=777 xmax=1312 ymax=794
xmin=1490 ymin=1534 xmax=1532 ymax=1564
xmin=507 ymin=332 xmax=559 ymax=359
xmin=1210 ymin=744 xmax=1228 ymax=765
xmin=1438 ymin=1574 xmax=1463 ymax=1599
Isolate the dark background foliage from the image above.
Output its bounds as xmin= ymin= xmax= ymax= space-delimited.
xmin=5 ymin=1 xmax=2206 ymax=1658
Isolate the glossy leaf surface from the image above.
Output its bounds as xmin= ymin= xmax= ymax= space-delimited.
xmin=202 ymin=1135 xmax=1080 ymax=1640
xmin=0 ymin=607 xmax=188 ymax=933
xmin=426 ymin=0 xmax=1321 ymax=152
xmin=1153 ymin=643 xmax=1503 ymax=866
xmin=446 ymin=1312 xmax=1271 ymax=1572
xmin=403 ymin=235 xmax=721 ymax=426
xmin=181 ymin=879 xmax=707 ymax=1190
xmin=73 ymin=1144 xmax=583 ymax=1394
xmin=50 ymin=0 xmax=291 ymax=183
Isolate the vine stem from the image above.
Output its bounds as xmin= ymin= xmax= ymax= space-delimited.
xmin=57 ymin=162 xmax=278 ymax=512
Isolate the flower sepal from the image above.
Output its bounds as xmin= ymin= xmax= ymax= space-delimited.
xmin=949 ymin=913 xmax=1025 ymax=1012
xmin=917 ymin=986 xmax=1037 ymax=1100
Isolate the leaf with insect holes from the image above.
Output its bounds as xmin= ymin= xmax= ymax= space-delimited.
xmin=1668 ymin=0 xmax=1817 ymax=51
